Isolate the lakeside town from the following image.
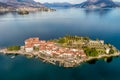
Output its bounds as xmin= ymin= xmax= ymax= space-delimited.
xmin=0 ymin=6 xmax=55 ymax=15
xmin=0 ymin=35 xmax=119 ymax=67
xmin=0 ymin=0 xmax=56 ymax=15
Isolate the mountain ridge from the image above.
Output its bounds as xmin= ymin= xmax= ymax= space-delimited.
xmin=73 ymin=0 xmax=118 ymax=8
xmin=43 ymin=2 xmax=73 ymax=7
xmin=0 ymin=0 xmax=44 ymax=8
xmin=42 ymin=0 xmax=119 ymax=8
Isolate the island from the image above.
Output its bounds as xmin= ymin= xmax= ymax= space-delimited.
xmin=0 ymin=35 xmax=119 ymax=67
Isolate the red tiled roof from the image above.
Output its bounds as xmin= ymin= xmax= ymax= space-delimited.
xmin=25 ymin=37 xmax=40 ymax=47
xmin=25 ymin=44 xmax=33 ymax=48
xmin=25 ymin=37 xmax=39 ymax=43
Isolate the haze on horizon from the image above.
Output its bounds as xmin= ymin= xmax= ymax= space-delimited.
xmin=35 ymin=0 xmax=120 ymax=3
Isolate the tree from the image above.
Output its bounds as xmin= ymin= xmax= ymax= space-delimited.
xmin=58 ymin=38 xmax=66 ymax=43
xmin=83 ymin=37 xmax=90 ymax=41
xmin=7 ymin=46 xmax=20 ymax=51
xmin=83 ymin=47 xmax=98 ymax=57
xmin=34 ymin=46 xmax=39 ymax=51
xmin=109 ymin=48 xmax=114 ymax=54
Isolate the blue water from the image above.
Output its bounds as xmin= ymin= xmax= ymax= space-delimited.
xmin=0 ymin=8 xmax=120 ymax=80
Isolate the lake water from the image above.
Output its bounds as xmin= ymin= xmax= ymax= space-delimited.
xmin=0 ymin=8 xmax=120 ymax=80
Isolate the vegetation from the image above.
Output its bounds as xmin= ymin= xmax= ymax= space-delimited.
xmin=57 ymin=38 xmax=66 ymax=43
xmin=55 ymin=35 xmax=90 ymax=44
xmin=83 ymin=37 xmax=90 ymax=41
xmin=51 ymin=35 xmax=118 ymax=56
xmin=34 ymin=46 xmax=39 ymax=51
xmin=83 ymin=47 xmax=98 ymax=57
xmin=109 ymin=48 xmax=114 ymax=54
xmin=18 ymin=10 xmax=29 ymax=15
xmin=7 ymin=46 xmax=20 ymax=51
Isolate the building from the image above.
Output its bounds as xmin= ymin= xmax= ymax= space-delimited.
xmin=106 ymin=48 xmax=110 ymax=54
xmin=24 ymin=37 xmax=87 ymax=58
xmin=25 ymin=37 xmax=40 ymax=52
xmin=25 ymin=45 xmax=33 ymax=52
xmin=89 ymin=40 xmax=104 ymax=45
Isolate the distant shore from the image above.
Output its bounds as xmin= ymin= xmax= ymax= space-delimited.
xmin=0 ymin=7 xmax=56 ymax=15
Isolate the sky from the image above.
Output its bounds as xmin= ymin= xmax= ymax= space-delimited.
xmin=34 ymin=0 xmax=120 ymax=4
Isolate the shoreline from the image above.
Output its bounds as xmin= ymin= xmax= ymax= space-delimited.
xmin=0 ymin=36 xmax=119 ymax=68
xmin=0 ymin=7 xmax=56 ymax=15
xmin=0 ymin=48 xmax=119 ymax=67
xmin=85 ymin=52 xmax=120 ymax=62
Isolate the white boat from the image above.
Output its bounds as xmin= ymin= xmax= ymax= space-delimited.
xmin=11 ymin=56 xmax=15 ymax=59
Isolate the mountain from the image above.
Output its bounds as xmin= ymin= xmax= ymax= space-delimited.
xmin=0 ymin=2 xmax=14 ymax=12
xmin=43 ymin=2 xmax=73 ymax=7
xmin=0 ymin=0 xmax=43 ymax=8
xmin=0 ymin=2 xmax=8 ymax=6
xmin=74 ymin=0 xmax=118 ymax=8
xmin=115 ymin=2 xmax=120 ymax=6
xmin=0 ymin=0 xmax=55 ymax=13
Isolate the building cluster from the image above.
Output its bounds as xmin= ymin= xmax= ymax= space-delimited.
xmin=24 ymin=37 xmax=86 ymax=58
xmin=87 ymin=40 xmax=110 ymax=54
xmin=88 ymin=40 xmax=104 ymax=45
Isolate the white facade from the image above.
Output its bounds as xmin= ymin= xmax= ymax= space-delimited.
xmin=34 ymin=44 xmax=40 ymax=47
xmin=45 ymin=50 xmax=52 ymax=54
xmin=60 ymin=53 xmax=72 ymax=57
xmin=25 ymin=47 xmax=33 ymax=52
xmin=99 ymin=40 xmax=104 ymax=44
xmin=89 ymin=40 xmax=104 ymax=45
xmin=106 ymin=48 xmax=110 ymax=54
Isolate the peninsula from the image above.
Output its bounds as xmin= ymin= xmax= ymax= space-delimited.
xmin=0 ymin=35 xmax=119 ymax=67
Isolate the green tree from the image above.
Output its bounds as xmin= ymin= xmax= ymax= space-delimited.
xmin=83 ymin=37 xmax=90 ymax=41
xmin=58 ymin=38 xmax=66 ymax=43
xmin=34 ymin=46 xmax=39 ymax=51
xmin=83 ymin=47 xmax=98 ymax=57
xmin=7 ymin=46 xmax=20 ymax=51
xmin=109 ymin=48 xmax=114 ymax=54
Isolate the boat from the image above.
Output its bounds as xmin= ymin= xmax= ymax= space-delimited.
xmin=11 ymin=56 xmax=15 ymax=59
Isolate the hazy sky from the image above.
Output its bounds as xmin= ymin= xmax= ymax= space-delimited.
xmin=34 ymin=0 xmax=119 ymax=3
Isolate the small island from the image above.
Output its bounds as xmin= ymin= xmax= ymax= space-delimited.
xmin=0 ymin=35 xmax=119 ymax=67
